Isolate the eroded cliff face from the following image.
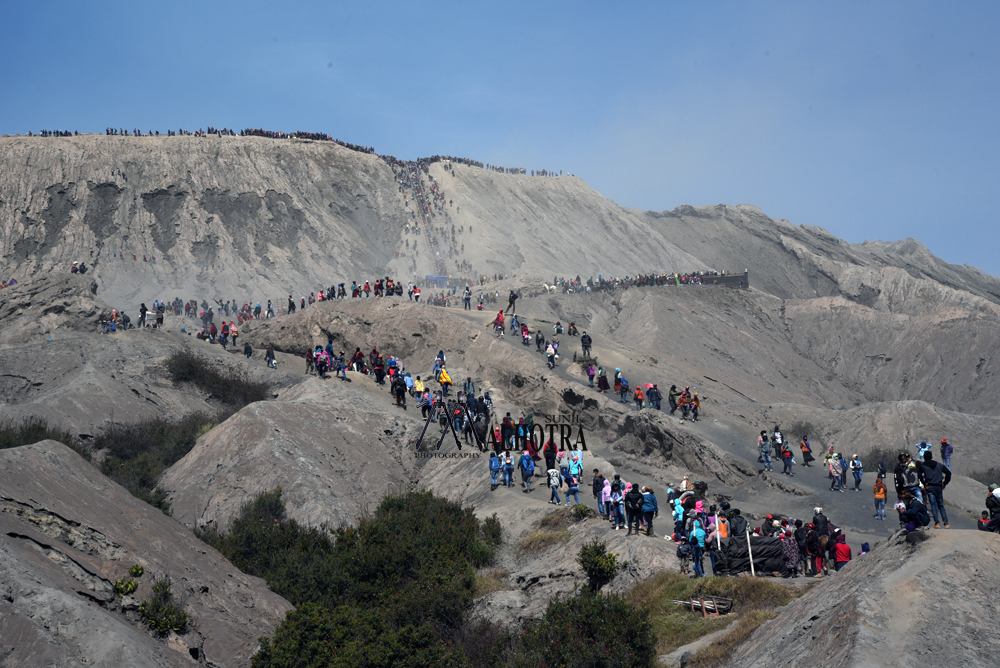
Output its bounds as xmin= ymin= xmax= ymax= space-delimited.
xmin=0 ymin=135 xmax=709 ymax=309
xmin=0 ymin=135 xmax=406 ymax=306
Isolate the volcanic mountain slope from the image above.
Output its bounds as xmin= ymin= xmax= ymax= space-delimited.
xmin=643 ymin=203 xmax=1000 ymax=304
xmin=0 ymin=135 xmax=703 ymax=307
xmin=716 ymin=529 xmax=1000 ymax=668
xmin=0 ymin=440 xmax=291 ymax=667
xmin=0 ymin=274 xmax=280 ymax=437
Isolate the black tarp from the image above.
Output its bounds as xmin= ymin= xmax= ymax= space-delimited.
xmin=713 ymin=535 xmax=787 ymax=575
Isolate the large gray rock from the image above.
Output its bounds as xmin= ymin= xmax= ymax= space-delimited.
xmin=0 ymin=441 xmax=292 ymax=667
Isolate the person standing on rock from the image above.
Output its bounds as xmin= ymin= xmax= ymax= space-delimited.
xmin=940 ymin=438 xmax=953 ymax=471
xmin=919 ymin=451 xmax=952 ymax=529
xmin=243 ymin=341 xmax=253 ymax=359
xmin=265 ymin=345 xmax=276 ymax=368
xmin=138 ymin=303 xmax=148 ymax=328
xmin=580 ymin=331 xmax=592 ymax=357
xmin=504 ymin=289 xmax=518 ymax=314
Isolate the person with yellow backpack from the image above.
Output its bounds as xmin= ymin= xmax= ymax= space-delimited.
xmin=438 ymin=367 xmax=452 ymax=396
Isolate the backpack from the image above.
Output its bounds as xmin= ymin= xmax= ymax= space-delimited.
xmin=901 ymin=468 xmax=918 ymax=487
xmin=760 ymin=440 xmax=772 ymax=455
xmin=729 ymin=515 xmax=748 ymax=537
xmin=611 ymin=480 xmax=623 ymax=495
xmin=520 ymin=456 xmax=535 ymax=474
xmin=676 ymin=543 xmax=692 ymax=558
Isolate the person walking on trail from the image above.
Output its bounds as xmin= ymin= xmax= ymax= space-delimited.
xmin=489 ymin=452 xmax=501 ymax=491
xmin=633 ymin=385 xmax=645 ymax=411
xmin=668 ymin=385 xmax=680 ymax=414
xmin=463 ymin=286 xmax=472 ymax=310
xmin=564 ymin=466 xmax=581 ymax=506
xmin=873 ymin=477 xmax=887 ymax=520
xmin=780 ymin=438 xmax=794 ymax=476
xmin=243 ymin=341 xmax=253 ymax=359
xmin=505 ymin=289 xmax=518 ymax=314
xmin=940 ymin=438 xmax=953 ymax=471
xmin=597 ymin=366 xmax=609 ymax=393
xmin=265 ymin=345 xmax=276 ymax=368
xmin=919 ymin=450 xmax=952 ymax=528
xmin=849 ymin=454 xmax=864 ymax=491
xmin=624 ymin=483 xmax=642 ymax=535
xmin=690 ymin=392 xmax=701 ymax=421
xmin=641 ymin=487 xmax=659 ymax=537
xmin=488 ymin=311 xmax=505 ymax=338
xmin=758 ymin=432 xmax=774 ymax=472
xmin=800 ymin=434 xmax=814 ymax=467
xmin=829 ymin=454 xmax=843 ymax=491
xmin=586 ymin=364 xmax=596 ymax=387
xmin=502 ymin=450 xmax=515 ymax=488
xmin=547 ymin=465 xmax=563 ymax=504
xmin=580 ymin=331 xmax=592 ymax=357
xmin=649 ymin=384 xmax=662 ymax=410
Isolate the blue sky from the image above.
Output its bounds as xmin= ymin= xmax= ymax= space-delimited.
xmin=3 ymin=1 xmax=998 ymax=275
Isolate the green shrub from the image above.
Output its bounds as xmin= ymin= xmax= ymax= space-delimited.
xmin=129 ymin=564 xmax=144 ymax=577
xmin=253 ymin=603 xmax=468 ymax=668
xmin=165 ymin=349 xmax=270 ymax=408
xmin=96 ymin=412 xmax=216 ymax=513
xmin=968 ymin=467 xmax=1000 ymax=487
xmin=578 ymin=539 xmax=625 ymax=591
xmin=0 ymin=416 xmax=91 ymax=461
xmin=481 ymin=513 xmax=503 ymax=546
xmin=861 ymin=446 xmax=900 ymax=473
xmin=198 ymin=489 xmax=498 ymax=630
xmin=514 ymin=593 xmax=657 ymax=668
xmin=571 ymin=504 xmax=594 ymax=521
xmin=113 ymin=577 xmax=138 ymax=596
xmin=139 ymin=578 xmax=188 ymax=634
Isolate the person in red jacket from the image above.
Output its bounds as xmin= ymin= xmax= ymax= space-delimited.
xmin=832 ymin=530 xmax=853 ymax=571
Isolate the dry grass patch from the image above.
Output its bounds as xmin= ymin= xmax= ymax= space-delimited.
xmin=516 ymin=530 xmax=570 ymax=555
xmin=685 ymin=610 xmax=778 ymax=667
xmin=628 ymin=572 xmax=802 ymax=657
xmin=473 ymin=569 xmax=511 ymax=598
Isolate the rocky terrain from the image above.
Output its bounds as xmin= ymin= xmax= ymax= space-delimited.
xmin=2 ymin=135 xmax=1000 ymax=666
xmin=0 ymin=441 xmax=291 ymax=667
xmin=721 ymin=529 xmax=1000 ymax=668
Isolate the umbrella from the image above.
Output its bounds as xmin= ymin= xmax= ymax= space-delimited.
xmin=643 ymin=383 xmax=654 ymax=388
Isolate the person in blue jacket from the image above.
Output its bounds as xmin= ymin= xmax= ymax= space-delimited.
xmin=641 ymin=486 xmax=659 ymax=537
xmin=489 ymin=452 xmax=501 ymax=491
xmin=518 ymin=450 xmax=535 ymax=493
xmin=689 ymin=518 xmax=707 ymax=577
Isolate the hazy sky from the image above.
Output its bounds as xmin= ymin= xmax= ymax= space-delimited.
xmin=3 ymin=2 xmax=998 ymax=274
